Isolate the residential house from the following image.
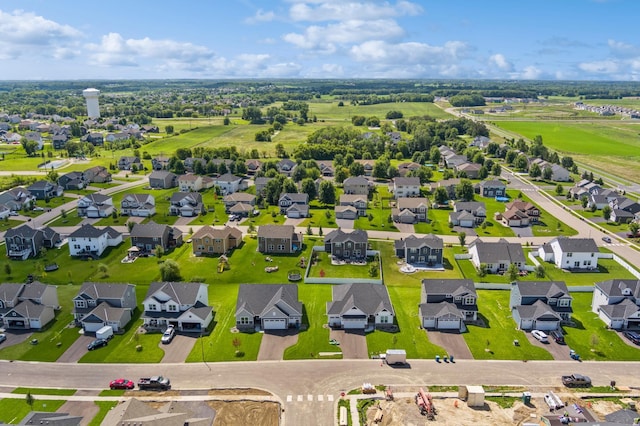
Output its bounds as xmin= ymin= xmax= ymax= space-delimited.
xmin=433 ymin=178 xmax=461 ymax=201
xmin=184 ymin=157 xmax=206 ymax=173
xmin=83 ymin=166 xmax=111 ymax=183
xmin=72 ymin=282 xmax=137 ymax=332
xmin=245 ymin=159 xmax=262 ymax=175
xmin=85 ymin=133 xmax=104 ymax=145
xmin=324 ymin=228 xmax=368 ymax=261
xmin=569 ymin=179 xmax=601 ymax=199
xmin=52 ymin=132 xmax=69 ymax=149
xmin=0 ymin=187 xmax=35 ymax=211
xmin=343 ymin=176 xmax=370 ymax=195
xmin=530 ymin=158 xmax=571 ymax=182
xmin=68 ymin=224 xmax=122 ymax=258
xmin=25 ymin=131 xmax=43 ymax=149
xmin=58 ymin=171 xmax=86 ymax=190
xmin=255 ymin=177 xmax=273 ymax=196
xmin=450 ymin=201 xmax=486 ymax=227
xmin=0 ymin=205 xmax=9 ymax=220
xmin=235 ymin=284 xmax=302 ymax=331
xmin=390 ymin=177 xmax=421 ymax=198
xmin=130 ymin=221 xmax=182 ymax=252
xmin=339 ymin=194 xmax=367 ymax=217
xmin=394 ymin=234 xmax=443 ymax=267
xmin=334 ymin=205 xmax=358 ymax=220
xmin=141 ymin=282 xmax=213 ymax=332
xmin=498 ymin=207 xmax=530 ymax=227
xmin=504 ymin=199 xmax=540 ymax=222
xmin=148 ymin=170 xmax=177 ymax=189
xmin=592 ymin=279 xmax=640 ymax=329
xmin=276 ymin=159 xmax=297 ymax=177
xmin=257 ymin=225 xmax=303 ymax=254
xmin=419 ymin=279 xmax=478 ymax=331
xmin=4 ymin=224 xmax=60 ymax=260
xmin=27 ymin=180 xmax=62 ymax=200
xmin=476 ymin=180 xmax=506 ymax=198
xmin=77 ymin=193 xmax=114 ymax=218
xmin=120 ymin=194 xmax=156 ymax=217
xmin=468 ymin=238 xmax=526 ymax=274
xmin=609 ymin=196 xmax=640 ymax=223
xmin=0 ymin=282 xmax=58 ymax=330
xmin=470 ymin=135 xmax=492 ymax=149
xmin=398 ymin=162 xmax=421 ymax=177
xmin=117 ymin=156 xmax=141 ymax=171
xmin=538 ymin=237 xmax=599 ymax=270
xmin=588 ymin=189 xmax=619 ymax=210
xmin=213 ymin=173 xmax=247 ymax=195
xmin=223 ymin=193 xmax=256 ymax=216
xmin=192 ymin=225 xmax=242 ymax=256
xmin=455 ymin=162 xmax=482 ymax=179
xmin=178 ymin=174 xmax=203 ymax=192
xmin=392 ymin=197 xmax=429 ymax=224
xmin=326 ymin=283 xmax=394 ymax=330
xmin=169 ymin=192 xmax=204 ymax=217
xmin=279 ymin=193 xmax=309 ymax=218
xmin=151 ymin=156 xmax=170 ymax=170
xmin=509 ymin=281 xmax=572 ymax=331
xmin=444 ymin=154 xmax=468 ymax=168
xmin=611 ymin=208 xmax=636 ymax=224
xmin=317 ymin=160 xmax=334 ymax=176
xmin=355 ymin=159 xmax=375 ymax=176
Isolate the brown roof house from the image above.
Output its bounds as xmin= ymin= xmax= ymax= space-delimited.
xmin=257 ymin=225 xmax=303 ymax=254
xmin=192 ymin=225 xmax=243 ymax=256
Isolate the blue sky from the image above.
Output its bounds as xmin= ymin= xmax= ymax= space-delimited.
xmin=0 ymin=0 xmax=638 ymax=80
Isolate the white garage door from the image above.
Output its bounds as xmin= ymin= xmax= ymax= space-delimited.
xmin=533 ymin=321 xmax=558 ymax=332
xmin=437 ymin=318 xmax=461 ymax=330
xmin=423 ymin=318 xmax=436 ymax=328
xmin=84 ymin=323 xmax=103 ymax=333
xmin=343 ymin=318 xmax=366 ymax=329
xmin=263 ymin=319 xmax=287 ymax=330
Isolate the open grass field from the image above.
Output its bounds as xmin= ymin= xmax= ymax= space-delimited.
xmin=0 ymin=398 xmax=66 ymax=424
xmin=307 ymin=250 xmax=379 ymax=279
xmin=306 ymin=99 xmax=453 ymax=121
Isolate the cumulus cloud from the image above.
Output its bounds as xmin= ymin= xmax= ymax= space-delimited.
xmin=489 ymin=53 xmax=513 ymax=71
xmin=350 ymin=40 xmax=469 ymax=64
xmin=608 ymin=39 xmax=640 ymax=58
xmin=579 ymin=60 xmax=619 ymax=74
xmin=245 ymin=9 xmax=276 ymax=24
xmin=0 ymin=9 xmax=82 ymax=59
xmin=521 ymin=66 xmax=543 ymax=80
xmin=86 ymin=33 xmax=214 ymax=70
xmin=289 ymin=0 xmax=422 ymax=22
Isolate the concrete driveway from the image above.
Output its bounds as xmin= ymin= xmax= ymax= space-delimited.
xmin=57 ymin=334 xmax=99 ymax=363
xmin=0 ymin=330 xmax=32 ymax=349
xmin=284 ymin=217 xmax=305 ymax=227
xmin=330 ymin=329 xmax=368 ymax=359
xmin=160 ymin=334 xmax=197 ymax=363
xmin=257 ymin=330 xmax=299 ymax=361
xmin=335 ymin=218 xmax=355 ymax=229
xmin=427 ymin=330 xmax=473 ymax=359
xmin=524 ymin=331 xmax=572 ymax=361
xmin=393 ymin=222 xmax=415 ymax=233
xmin=512 ymin=226 xmax=533 ymax=238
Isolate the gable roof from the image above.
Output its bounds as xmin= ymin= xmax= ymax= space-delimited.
xmin=514 ymin=280 xmax=571 ymax=299
xmin=599 ymin=299 xmax=640 ymax=320
xmin=236 ymin=284 xmax=302 ymax=318
xmin=192 ymin=225 xmax=242 ymax=241
xmin=419 ymin=301 xmax=465 ymax=320
xmin=550 ymin=237 xmax=599 ymax=253
xmin=145 ymin=282 xmax=205 ymax=306
xmin=469 ymin=238 xmax=526 ymax=264
xmin=324 ymin=228 xmax=368 ymax=244
xmin=421 ymin=279 xmax=476 ymax=298
xmin=393 ymin=176 xmax=420 ymax=186
xmin=595 ymin=279 xmax=640 ymax=299
xmin=76 ymin=282 xmax=134 ymax=300
xmin=130 ymin=221 xmax=170 ymax=239
xmin=258 ymin=225 xmax=295 ymax=239
xmin=343 ymin=176 xmax=369 ymax=186
xmin=515 ymin=299 xmax=562 ymax=321
xmin=394 ymin=234 xmax=443 ymax=250
xmin=68 ymin=224 xmax=110 ymax=239
xmin=327 ymin=283 xmax=394 ymax=316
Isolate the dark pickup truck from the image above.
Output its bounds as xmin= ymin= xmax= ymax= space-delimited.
xmin=138 ymin=376 xmax=171 ymax=391
xmin=562 ymin=373 xmax=592 ymax=387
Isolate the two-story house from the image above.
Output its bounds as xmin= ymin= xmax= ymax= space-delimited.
xmin=223 ymin=193 xmax=256 ymax=217
xmin=72 ymin=282 xmax=137 ymax=333
xmin=257 ymin=225 xmax=303 ymax=254
xmin=77 ymin=193 xmax=114 ymax=218
xmin=192 ymin=225 xmax=243 ymax=256
xmin=469 ymin=238 xmax=526 ymax=274
xmin=68 ymin=224 xmax=122 ymax=258
xmin=592 ymin=279 xmax=640 ymax=330
xmin=27 ymin=180 xmax=62 ymax=200
xmin=538 ymin=237 xmax=599 ymax=271
xmin=4 ymin=224 xmax=60 ymax=260
xmin=169 ymin=192 xmax=204 ymax=217
xmin=148 ymin=170 xmax=177 ymax=189
xmin=505 ymin=200 xmax=540 ymax=223
xmin=455 ymin=162 xmax=482 ymax=179
xmin=279 ymin=193 xmax=309 ymax=218
xmin=450 ymin=201 xmax=486 ymax=227
xmin=120 ymin=194 xmax=156 ymax=217
xmin=509 ymin=281 xmax=572 ymax=331
xmin=83 ymin=166 xmax=112 ymax=183
xmin=343 ymin=176 xmax=370 ymax=196
xmin=130 ymin=221 xmax=182 ymax=252
xmin=58 ymin=171 xmax=86 ymax=190
xmin=338 ymin=194 xmax=367 ymax=217
xmin=117 ymin=156 xmax=141 ymax=171
xmin=213 ymin=173 xmax=247 ymax=195
xmin=276 ymin=159 xmax=297 ymax=177
xmin=235 ymin=284 xmax=302 ymax=331
xmin=392 ymin=197 xmax=429 ymax=223
xmin=141 ymin=282 xmax=213 ymax=332
xmin=0 ymin=187 xmax=35 ymax=211
xmin=390 ymin=177 xmax=421 ymax=199
xmin=394 ymin=234 xmax=443 ymax=267
xmin=327 ymin=283 xmax=394 ymax=330
xmin=255 ymin=177 xmax=273 ymax=196
xmin=476 ymin=180 xmax=506 ymax=198
xmin=324 ymin=228 xmax=368 ymax=261
xmin=178 ymin=174 xmax=204 ymax=192
xmin=419 ymin=279 xmax=478 ymax=331
xmin=0 ymin=282 xmax=58 ymax=330
xmin=151 ymin=156 xmax=170 ymax=170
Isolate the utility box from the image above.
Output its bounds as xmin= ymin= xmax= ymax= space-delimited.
xmin=96 ymin=325 xmax=113 ymax=340
xmin=458 ymin=385 xmax=485 ymax=407
xmin=522 ymin=392 xmax=531 ymax=404
xmin=385 ymin=349 xmax=407 ymax=365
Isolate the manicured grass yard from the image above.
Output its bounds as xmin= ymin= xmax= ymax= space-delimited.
xmin=307 ymin=251 xmax=379 ymax=279
xmin=543 ymin=258 xmax=638 ymax=286
xmin=0 ymin=219 xmax=22 ymax=231
xmin=89 ymin=401 xmax=119 ymax=426
xmin=464 ymin=290 xmax=553 ymax=360
xmin=0 ymin=398 xmax=66 ymax=424
xmin=354 ymin=185 xmax=398 ymax=232
xmin=12 ymin=387 xmax=76 ymax=395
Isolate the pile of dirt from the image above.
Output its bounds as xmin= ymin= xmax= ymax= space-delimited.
xmin=590 ymin=400 xmax=623 ymax=419
xmin=208 ymin=400 xmax=280 ymax=426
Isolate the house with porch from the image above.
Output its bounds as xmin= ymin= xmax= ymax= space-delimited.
xmin=4 ymin=224 xmax=60 ymax=260
xmin=394 ymin=234 xmax=443 ymax=267
xmin=235 ymin=284 xmax=302 ymax=331
xmin=469 ymin=238 xmax=526 ymax=274
xmin=141 ymin=282 xmax=213 ymax=333
xmin=324 ymin=228 xmax=368 ymax=262
xmin=509 ymin=281 xmax=572 ymax=331
xmin=72 ymin=282 xmax=137 ymax=333
xmin=419 ymin=279 xmax=478 ymax=331
xmin=326 ymin=283 xmax=394 ymax=330
xmin=0 ymin=282 xmax=58 ymax=330
xmin=279 ymin=193 xmax=309 ymax=218
xmin=592 ymin=279 xmax=640 ymax=330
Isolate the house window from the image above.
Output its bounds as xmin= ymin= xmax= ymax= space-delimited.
xmin=168 ymin=305 xmax=177 ymax=312
xmin=567 ymin=252 xmax=573 ymax=257
xmin=277 ymin=245 xmax=285 ymax=251
xmin=591 ymin=253 xmax=594 ymax=257
xmin=148 ymin=304 xmax=157 ymax=310
xmin=268 ymin=244 xmax=274 ymax=251
xmin=379 ymin=316 xmax=389 ymax=324
xmin=240 ymin=317 xmax=250 ymax=325
xmin=76 ymin=300 xmax=86 ymax=308
xmin=463 ymin=296 xmax=475 ymax=305
xmin=410 ymin=248 xmax=417 ymax=253
xmin=558 ymin=298 xmax=571 ymax=307
xmin=584 ymin=260 xmax=591 ymax=266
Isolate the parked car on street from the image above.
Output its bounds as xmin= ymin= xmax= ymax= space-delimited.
xmin=623 ymin=331 xmax=640 ymax=345
xmin=87 ymin=338 xmax=108 ymax=351
xmin=602 ymin=236 xmax=612 ymax=243
xmin=531 ymin=330 xmax=548 ymax=343
xmin=550 ymin=330 xmax=565 ymax=345
xmin=0 ymin=334 xmax=6 ymax=344
xmin=109 ymin=378 xmax=135 ymax=390
xmin=161 ymin=325 xmax=176 ymax=344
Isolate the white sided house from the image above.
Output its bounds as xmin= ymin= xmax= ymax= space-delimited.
xmin=592 ymin=279 xmax=640 ymax=330
xmin=68 ymin=224 xmax=122 ymax=258
xmin=326 ymin=283 xmax=394 ymax=330
xmin=141 ymin=282 xmax=213 ymax=333
xmin=539 ymin=237 xmax=599 ymax=270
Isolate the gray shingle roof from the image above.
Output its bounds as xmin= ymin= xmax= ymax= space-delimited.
xmin=236 ymin=284 xmax=302 ymax=318
xmin=327 ymin=283 xmax=393 ymax=316
xmin=258 ymin=225 xmax=295 ymax=239
xmin=130 ymin=221 xmax=169 ymax=238
xmin=394 ymin=234 xmax=443 ymax=250
xmin=470 ymin=238 xmax=526 ymax=264
xmin=515 ymin=299 xmax=561 ymax=321
xmin=77 ymin=282 xmax=133 ymax=300
xmin=397 ymin=197 xmax=429 ymax=209
xmin=421 ymin=279 xmax=476 ymax=298
xmin=419 ymin=301 xmax=464 ymax=320
xmin=324 ymin=228 xmax=368 ymax=244
xmin=145 ymin=282 xmax=205 ymax=306
xmin=68 ymin=224 xmax=109 ymax=239
xmin=599 ymin=299 xmax=640 ymax=320
xmin=551 ymin=237 xmax=599 ymax=253
xmin=514 ymin=281 xmax=570 ymax=299
xmin=595 ymin=279 xmax=640 ymax=299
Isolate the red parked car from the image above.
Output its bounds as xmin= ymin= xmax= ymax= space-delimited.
xmin=109 ymin=378 xmax=135 ymax=390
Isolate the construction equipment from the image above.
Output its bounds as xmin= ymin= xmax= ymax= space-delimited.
xmin=415 ymin=388 xmax=436 ymax=420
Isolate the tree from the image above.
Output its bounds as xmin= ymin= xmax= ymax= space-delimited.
xmin=25 ymin=391 xmax=34 ymax=409
xmin=458 ymin=232 xmax=466 ymax=247
xmin=555 ymin=184 xmax=564 ymax=195
xmin=160 ymin=259 xmax=181 ymax=281
xmin=306 ymin=224 xmax=313 ymax=235
xmin=4 ymin=263 xmax=11 ymax=276
xmin=491 ymin=163 xmax=502 ymax=176
xmin=529 ymin=163 xmax=541 ymax=178
xmin=534 ymin=264 xmax=545 ymax=278
xmin=275 ymin=143 xmax=286 ymax=158
xmin=319 ymin=226 xmax=323 ymax=236
xmin=514 ymin=154 xmax=529 ymax=171
xmin=301 ymin=178 xmax=317 ymax=201
xmin=164 ymin=125 xmax=174 ymax=134
xmin=98 ymin=263 xmax=109 ymax=277
xmin=349 ymin=162 xmax=365 ymax=177
xmin=373 ymin=158 xmax=390 ymax=179
xmin=434 ymin=187 xmax=449 ymax=206
xmin=455 ymin=179 xmax=474 ymax=201
xmin=351 ymin=115 xmax=366 ymax=126
xmin=365 ymin=116 xmax=380 ymax=127
xmin=223 ymin=117 xmax=231 ymax=125
xmin=629 ymin=222 xmax=640 ymax=238
xmin=507 ymin=263 xmax=519 ymax=282
xmin=21 ymin=139 xmax=39 ymax=156
xmin=561 ymin=156 xmax=574 ymax=169
xmin=542 ymin=166 xmax=553 ymax=181
xmin=242 ymin=106 xmax=263 ymax=123
xmin=603 ymin=205 xmax=612 ymax=221
xmin=318 ymin=180 xmax=336 ymax=205
xmin=580 ymin=195 xmax=589 ymax=209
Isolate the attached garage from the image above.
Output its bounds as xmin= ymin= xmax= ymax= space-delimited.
xmin=437 ymin=317 xmax=462 ymax=330
xmin=342 ymin=316 xmax=367 ymax=329
xmin=422 ymin=318 xmax=436 ymax=328
xmin=263 ymin=318 xmax=287 ymax=330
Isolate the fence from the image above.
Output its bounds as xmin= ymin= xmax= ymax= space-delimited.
xmin=304 ymin=246 xmax=383 ymax=285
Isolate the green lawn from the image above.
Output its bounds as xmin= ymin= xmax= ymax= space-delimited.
xmin=11 ymin=388 xmax=76 ymax=396
xmin=299 ymin=205 xmax=339 ymax=229
xmin=542 ymin=258 xmax=638 ymax=286
xmin=0 ymin=398 xmax=66 ymax=424
xmin=0 ymin=219 xmax=22 ymax=232
xmin=89 ymin=401 xmax=119 ymax=426
xmin=464 ymin=290 xmax=553 ymax=360
xmin=354 ymin=186 xmax=398 ymax=232
xmin=307 ymin=251 xmax=379 ymax=279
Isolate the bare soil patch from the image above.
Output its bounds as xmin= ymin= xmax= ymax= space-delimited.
xmin=208 ymin=400 xmax=280 ymax=426
xmin=208 ymin=388 xmax=272 ymax=396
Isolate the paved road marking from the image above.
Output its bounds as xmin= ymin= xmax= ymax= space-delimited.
xmin=287 ymin=395 xmax=292 ymax=402
xmin=297 ymin=395 xmax=303 ymax=402
xmin=328 ymin=394 xmax=334 ymax=402
xmin=318 ymin=395 xmax=324 ymax=401
xmin=307 ymin=394 xmax=313 ymax=401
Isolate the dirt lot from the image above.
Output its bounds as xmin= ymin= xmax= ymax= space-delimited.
xmin=208 ymin=400 xmax=281 ymax=426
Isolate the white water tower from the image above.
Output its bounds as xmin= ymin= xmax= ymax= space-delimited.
xmin=83 ymin=88 xmax=100 ymax=118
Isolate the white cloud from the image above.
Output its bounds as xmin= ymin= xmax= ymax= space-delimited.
xmin=0 ymin=9 xmax=82 ymax=59
xmin=489 ymin=53 xmax=513 ymax=71
xmin=86 ymin=33 xmax=214 ymax=70
xmin=578 ymin=60 xmax=619 ymax=74
xmin=283 ymin=19 xmax=404 ymax=52
xmin=608 ymin=39 xmax=640 ymax=58
xmin=289 ymin=1 xmax=422 ymax=22
xmin=350 ymin=40 xmax=469 ymax=64
xmin=245 ymin=9 xmax=276 ymax=24
xmin=521 ymin=66 xmax=542 ymax=79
